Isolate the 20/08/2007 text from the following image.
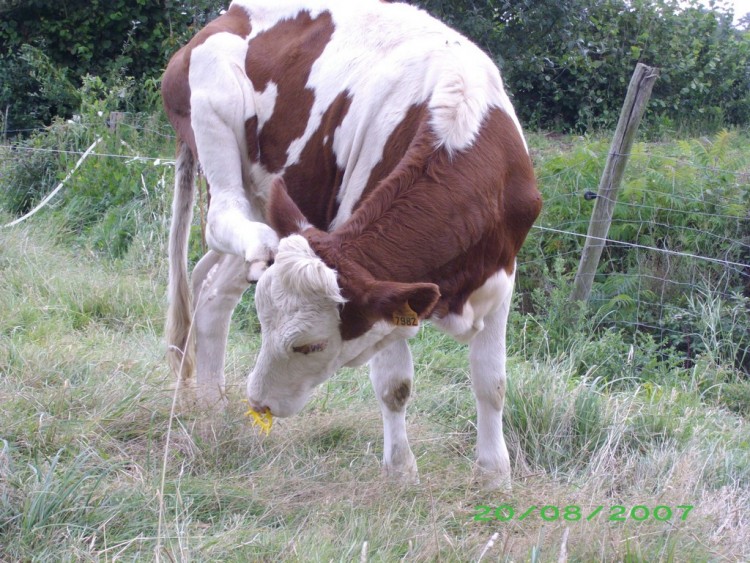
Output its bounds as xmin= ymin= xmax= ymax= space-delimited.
xmin=472 ymin=504 xmax=694 ymax=522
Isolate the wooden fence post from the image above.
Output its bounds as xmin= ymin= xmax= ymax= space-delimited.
xmin=570 ymin=63 xmax=659 ymax=303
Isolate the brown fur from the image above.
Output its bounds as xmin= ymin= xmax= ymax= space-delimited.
xmin=244 ymin=11 xmax=336 ymax=175
xmin=282 ymin=90 xmax=352 ymax=228
xmin=383 ymin=380 xmax=411 ymax=412
xmin=270 ymin=107 xmax=541 ymax=339
xmin=163 ymin=5 xmax=541 ymax=346
xmin=337 ymin=107 xmax=540 ymax=318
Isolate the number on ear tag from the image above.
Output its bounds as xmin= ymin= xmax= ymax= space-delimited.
xmin=392 ymin=303 xmax=419 ymax=327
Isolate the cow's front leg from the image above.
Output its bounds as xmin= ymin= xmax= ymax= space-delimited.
xmin=190 ymin=57 xmax=278 ymax=269
xmin=191 ymin=251 xmax=250 ymax=409
xmin=369 ymin=339 xmax=418 ymax=483
xmin=468 ymin=275 xmax=514 ymax=490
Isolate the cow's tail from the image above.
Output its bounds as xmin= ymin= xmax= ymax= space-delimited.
xmin=166 ymin=138 xmax=196 ymax=384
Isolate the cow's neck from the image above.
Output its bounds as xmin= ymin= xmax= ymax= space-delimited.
xmin=311 ymin=107 xmax=537 ymax=329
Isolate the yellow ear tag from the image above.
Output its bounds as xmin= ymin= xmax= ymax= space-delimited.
xmin=392 ymin=303 xmax=419 ymax=327
xmin=243 ymin=402 xmax=273 ymax=435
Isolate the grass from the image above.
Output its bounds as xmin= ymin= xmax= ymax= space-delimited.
xmin=1 ymin=219 xmax=749 ymax=561
xmin=1 ymin=126 xmax=749 ymax=560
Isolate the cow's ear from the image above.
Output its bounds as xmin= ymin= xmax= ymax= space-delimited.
xmin=365 ymin=281 xmax=440 ymax=326
xmin=267 ymin=176 xmax=311 ymax=237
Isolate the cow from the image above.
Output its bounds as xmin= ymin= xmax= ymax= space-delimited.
xmin=162 ymin=0 xmax=541 ymax=488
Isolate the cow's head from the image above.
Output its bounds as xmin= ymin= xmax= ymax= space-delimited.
xmin=245 ymin=178 xmax=440 ymax=417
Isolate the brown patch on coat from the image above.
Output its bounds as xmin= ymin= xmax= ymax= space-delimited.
xmin=281 ymin=90 xmax=352 ymax=229
xmin=162 ymin=4 xmax=252 ymax=159
xmin=383 ymin=380 xmax=412 ymax=412
xmin=358 ymin=103 xmax=429 ymax=205
xmin=302 ymin=107 xmax=541 ymax=339
xmin=245 ymin=11 xmax=335 ymax=174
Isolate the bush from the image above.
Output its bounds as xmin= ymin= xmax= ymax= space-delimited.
xmin=0 ymin=50 xmax=77 ymax=135
xmin=414 ymin=0 xmax=750 ymax=132
xmin=0 ymin=73 xmax=174 ymax=259
xmin=0 ymin=0 xmax=226 ymax=130
xmin=515 ymin=131 xmax=750 ymax=376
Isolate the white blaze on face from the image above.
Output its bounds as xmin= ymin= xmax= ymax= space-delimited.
xmin=246 ymin=234 xmax=420 ymax=417
xmin=247 ymin=235 xmax=345 ymax=417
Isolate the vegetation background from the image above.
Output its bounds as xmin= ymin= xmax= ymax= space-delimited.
xmin=1 ymin=0 xmax=749 ymax=560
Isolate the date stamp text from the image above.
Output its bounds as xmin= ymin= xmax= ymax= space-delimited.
xmin=473 ymin=504 xmax=694 ymax=523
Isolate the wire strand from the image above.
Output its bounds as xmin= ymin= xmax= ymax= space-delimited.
xmin=531 ymin=225 xmax=749 ymax=270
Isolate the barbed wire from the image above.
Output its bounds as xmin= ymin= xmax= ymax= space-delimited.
xmin=2 ymin=121 xmax=176 ymax=139
xmin=541 ymin=188 xmax=748 ymax=219
xmin=3 ymin=144 xmax=174 ymax=164
xmin=2 ymin=129 xmax=748 ymax=274
xmin=531 ymin=225 xmax=749 ymax=270
xmin=4 ymin=134 xmax=748 ymax=177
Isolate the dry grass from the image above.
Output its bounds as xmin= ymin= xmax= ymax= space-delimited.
xmin=1 ymin=219 xmax=749 ymax=562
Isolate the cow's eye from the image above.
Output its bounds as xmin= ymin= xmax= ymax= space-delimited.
xmin=292 ymin=341 xmax=327 ymax=355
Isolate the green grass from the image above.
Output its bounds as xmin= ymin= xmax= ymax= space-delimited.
xmin=1 ymin=220 xmax=749 ymax=561
xmin=1 ymin=125 xmax=750 ymax=560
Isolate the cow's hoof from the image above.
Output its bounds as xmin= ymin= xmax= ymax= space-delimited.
xmin=383 ymin=458 xmax=419 ymax=484
xmin=383 ymin=466 xmax=420 ymax=485
xmin=473 ymin=466 xmax=511 ymax=491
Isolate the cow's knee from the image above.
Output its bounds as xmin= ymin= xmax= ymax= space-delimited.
xmin=369 ymin=341 xmax=418 ymax=483
xmin=204 ymin=203 xmax=279 ymax=268
xmin=382 ymin=379 xmax=411 ymax=412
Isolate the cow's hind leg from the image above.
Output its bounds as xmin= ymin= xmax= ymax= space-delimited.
xmin=369 ymin=339 xmax=418 ymax=483
xmin=468 ymin=272 xmax=515 ymax=489
xmin=190 ymin=250 xmax=250 ymax=409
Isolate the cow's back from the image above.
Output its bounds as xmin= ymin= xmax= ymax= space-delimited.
xmin=239 ymin=0 xmax=526 ymax=229
xmin=165 ymin=0 xmax=530 ymax=234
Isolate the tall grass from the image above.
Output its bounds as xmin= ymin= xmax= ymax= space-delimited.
xmin=2 ymin=221 xmax=749 ymax=560
xmin=1 ymin=123 xmax=749 ymax=560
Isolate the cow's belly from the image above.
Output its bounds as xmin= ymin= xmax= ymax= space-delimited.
xmin=430 ymin=269 xmax=514 ymax=344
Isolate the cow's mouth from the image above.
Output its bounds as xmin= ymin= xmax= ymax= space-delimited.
xmin=246 ymin=399 xmax=271 ymax=415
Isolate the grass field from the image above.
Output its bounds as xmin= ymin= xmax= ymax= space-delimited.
xmin=1 ymin=130 xmax=749 ymax=561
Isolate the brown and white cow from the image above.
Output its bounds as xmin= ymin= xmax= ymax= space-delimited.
xmin=162 ymin=0 xmax=541 ymax=487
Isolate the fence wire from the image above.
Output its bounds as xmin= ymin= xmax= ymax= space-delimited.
xmin=2 ymin=120 xmax=748 ymax=370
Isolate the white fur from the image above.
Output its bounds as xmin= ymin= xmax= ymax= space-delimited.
xmin=181 ymin=0 xmax=525 ymax=486
xmin=200 ymin=0 xmax=527 ymax=230
xmin=431 ymin=268 xmax=515 ymax=343
xmin=191 ymin=251 xmax=250 ymax=407
xmin=247 ymin=233 xmax=517 ymax=487
xmin=255 ymin=82 xmax=278 ymax=131
xmin=273 ymin=235 xmax=346 ymax=304
xmin=189 ymin=33 xmax=278 ymax=263
xmin=369 ymin=340 xmax=418 ymax=481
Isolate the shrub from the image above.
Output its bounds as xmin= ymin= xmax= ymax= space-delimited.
xmin=414 ymin=0 xmax=750 ymax=132
xmin=516 ymin=130 xmax=750 ymax=376
xmin=0 ymin=1 xmax=227 ymax=130
xmin=0 ymin=74 xmax=174 ymax=259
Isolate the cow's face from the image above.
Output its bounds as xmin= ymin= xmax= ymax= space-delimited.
xmin=245 ymin=179 xmax=439 ymax=417
xmin=246 ymin=235 xmax=344 ymax=417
